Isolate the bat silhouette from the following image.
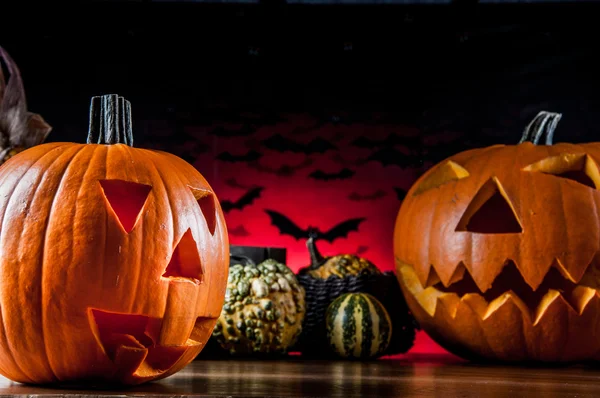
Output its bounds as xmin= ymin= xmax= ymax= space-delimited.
xmin=244 ymin=138 xmax=262 ymax=150
xmin=289 ymin=115 xmax=350 ymax=136
xmin=175 ymin=141 xmax=211 ymax=164
xmin=348 ymin=189 xmax=387 ymax=201
xmin=179 ymin=153 xmax=197 ymax=164
xmin=210 ymin=124 xmax=257 ymax=137
xmin=331 ymin=153 xmax=369 ymax=167
xmin=309 ymin=168 xmax=355 ymax=181
xmin=352 ymin=133 xmax=422 ymax=149
xmin=264 ymin=209 xmax=366 ymax=243
xmin=183 ymin=110 xmax=283 ymax=127
xmin=171 ymin=125 xmax=199 ymax=145
xmin=229 ymin=225 xmax=250 ymax=237
xmin=331 ymin=131 xmax=346 ymax=143
xmin=263 ymin=134 xmax=337 ymax=154
xmin=225 ymin=178 xmax=258 ymax=190
xmin=367 ymin=148 xmax=423 ymax=168
xmin=248 ymin=158 xmax=314 ymax=177
xmin=394 ymin=187 xmax=408 ymax=201
xmin=220 ymin=187 xmax=264 ymax=213
xmin=290 ymin=112 xmax=415 ymax=136
xmin=216 ymin=150 xmax=262 ymax=163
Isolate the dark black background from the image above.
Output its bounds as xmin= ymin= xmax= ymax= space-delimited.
xmin=1 ymin=1 xmax=600 ymax=148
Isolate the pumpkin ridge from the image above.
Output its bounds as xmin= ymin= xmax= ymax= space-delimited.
xmin=93 ymin=145 xmax=110 ymax=311
xmin=60 ymin=145 xmax=106 ymax=376
xmin=151 ymin=149 xmax=212 ymax=317
xmin=0 ymin=312 xmax=25 ymax=382
xmin=165 ymin=148 xmax=229 ymax=319
xmin=482 ymin=293 xmax=530 ymax=359
xmin=0 ymin=144 xmax=74 ymax=382
xmin=128 ymin=149 xmax=166 ymax=316
xmin=425 ymin=147 xmax=505 ymax=287
xmin=38 ymin=145 xmax=89 ymax=381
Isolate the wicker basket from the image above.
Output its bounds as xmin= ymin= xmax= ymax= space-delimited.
xmin=292 ymin=240 xmax=419 ymax=358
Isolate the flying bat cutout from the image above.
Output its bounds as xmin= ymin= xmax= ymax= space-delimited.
xmin=264 ymin=209 xmax=366 ymax=243
xmin=348 ymin=189 xmax=387 ymax=201
xmin=225 ymin=178 xmax=258 ymax=190
xmin=248 ymin=158 xmax=314 ymax=177
xmin=367 ymin=148 xmax=423 ymax=169
xmin=352 ymin=133 xmax=422 ymax=150
xmin=174 ymin=141 xmax=211 ymax=165
xmin=220 ymin=187 xmax=264 ymax=213
xmin=263 ymin=134 xmax=337 ymax=154
xmin=331 ymin=153 xmax=369 ymax=167
xmin=210 ymin=124 xmax=257 ymax=137
xmin=309 ymin=168 xmax=355 ymax=181
xmin=216 ymin=150 xmax=262 ymax=163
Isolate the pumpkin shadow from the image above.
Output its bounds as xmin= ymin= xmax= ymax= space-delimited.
xmin=21 ymin=379 xmax=192 ymax=394
xmin=457 ymin=358 xmax=591 ymax=370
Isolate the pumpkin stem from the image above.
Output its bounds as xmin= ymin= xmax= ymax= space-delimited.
xmin=87 ymin=94 xmax=134 ymax=146
xmin=519 ymin=111 xmax=562 ymax=145
xmin=306 ymin=235 xmax=325 ymax=269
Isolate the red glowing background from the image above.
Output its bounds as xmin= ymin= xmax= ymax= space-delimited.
xmin=143 ymin=112 xmax=460 ymax=355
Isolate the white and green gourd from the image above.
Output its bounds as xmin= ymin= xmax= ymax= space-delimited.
xmin=326 ymin=292 xmax=392 ymax=359
xmin=213 ymin=256 xmax=306 ymax=355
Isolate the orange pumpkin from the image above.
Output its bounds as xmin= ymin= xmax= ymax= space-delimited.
xmin=394 ymin=111 xmax=600 ymax=362
xmin=0 ymin=94 xmax=229 ymax=385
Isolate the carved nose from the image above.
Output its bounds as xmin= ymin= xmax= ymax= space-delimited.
xmin=456 ymin=177 xmax=522 ymax=234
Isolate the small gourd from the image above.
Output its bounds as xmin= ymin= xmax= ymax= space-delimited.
xmin=304 ymin=235 xmax=381 ymax=279
xmin=326 ymin=292 xmax=392 ymax=359
xmin=213 ymin=255 xmax=305 ymax=355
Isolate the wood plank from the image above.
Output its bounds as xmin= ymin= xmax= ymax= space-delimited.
xmin=1 ymin=354 xmax=600 ymax=396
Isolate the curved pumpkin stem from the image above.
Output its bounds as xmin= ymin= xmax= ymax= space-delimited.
xmin=306 ymin=235 xmax=325 ymax=270
xmin=87 ymin=94 xmax=134 ymax=146
xmin=229 ymin=254 xmax=256 ymax=267
xmin=519 ymin=111 xmax=562 ymax=145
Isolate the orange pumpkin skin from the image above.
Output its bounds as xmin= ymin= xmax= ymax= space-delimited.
xmin=0 ymin=96 xmax=229 ymax=385
xmin=394 ymin=112 xmax=600 ymax=362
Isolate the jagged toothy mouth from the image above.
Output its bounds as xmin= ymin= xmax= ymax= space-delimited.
xmin=399 ymin=260 xmax=600 ymax=325
xmin=89 ymin=309 xmax=215 ymax=379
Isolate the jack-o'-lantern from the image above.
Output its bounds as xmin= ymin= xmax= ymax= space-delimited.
xmin=394 ymin=111 xmax=600 ymax=362
xmin=0 ymin=94 xmax=229 ymax=385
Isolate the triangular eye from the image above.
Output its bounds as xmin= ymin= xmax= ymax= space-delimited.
xmin=190 ymin=187 xmax=217 ymax=235
xmin=163 ymin=228 xmax=203 ymax=283
xmin=523 ymin=153 xmax=600 ymax=189
xmin=413 ymin=160 xmax=469 ymax=195
xmin=456 ymin=177 xmax=522 ymax=234
xmin=99 ymin=180 xmax=152 ymax=233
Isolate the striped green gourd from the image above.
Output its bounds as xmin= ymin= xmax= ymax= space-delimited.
xmin=326 ymin=292 xmax=392 ymax=359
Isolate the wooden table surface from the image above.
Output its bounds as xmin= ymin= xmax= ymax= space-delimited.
xmin=1 ymin=354 xmax=600 ymax=397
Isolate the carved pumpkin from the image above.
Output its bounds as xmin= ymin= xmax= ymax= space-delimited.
xmin=394 ymin=111 xmax=600 ymax=362
xmin=0 ymin=94 xmax=228 ymax=385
